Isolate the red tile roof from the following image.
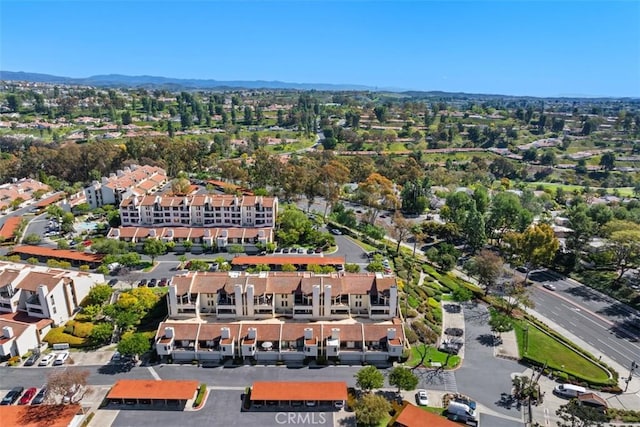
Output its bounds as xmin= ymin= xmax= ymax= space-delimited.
xmin=0 ymin=318 xmax=32 ymax=345
xmin=10 ymin=246 xmax=104 ymax=263
xmin=107 ymin=379 xmax=199 ymax=400
xmin=394 ymin=402 xmax=459 ymax=427
xmin=0 ymin=311 xmax=53 ymax=330
xmin=0 ymin=216 xmax=22 ymax=240
xmin=35 ymin=192 xmax=65 ymax=208
xmin=232 ymin=256 xmax=344 ymax=266
xmin=250 ymin=381 xmax=347 ymax=401
xmin=0 ymin=404 xmax=82 ymax=427
xmin=15 ymin=271 xmax=63 ymax=292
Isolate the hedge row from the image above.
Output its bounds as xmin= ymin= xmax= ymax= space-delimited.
xmin=193 ymin=384 xmax=207 ymax=407
xmin=44 ymin=326 xmax=87 ymax=347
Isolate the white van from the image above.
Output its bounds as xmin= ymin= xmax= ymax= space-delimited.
xmin=554 ymin=383 xmax=586 ymax=398
xmin=447 ymin=401 xmax=477 ymax=422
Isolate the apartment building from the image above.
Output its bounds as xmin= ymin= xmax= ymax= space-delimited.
xmin=119 ymin=194 xmax=277 ymax=228
xmin=84 ymin=164 xmax=167 ymax=209
xmin=155 ymin=271 xmax=405 ymax=363
xmin=0 ymin=262 xmax=105 ymax=326
xmin=167 ymin=271 xmax=398 ymax=321
xmin=0 ymin=318 xmax=38 ymax=359
xmin=155 ymin=319 xmax=405 ymax=363
xmin=107 ymin=226 xmax=273 ymax=248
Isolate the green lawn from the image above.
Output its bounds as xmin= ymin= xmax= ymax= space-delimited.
xmin=514 ymin=321 xmax=610 ymax=384
xmin=524 ymin=182 xmax=635 ymax=197
xmin=406 ymin=344 xmax=460 ymax=369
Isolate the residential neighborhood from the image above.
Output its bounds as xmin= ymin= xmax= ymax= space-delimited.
xmin=0 ymin=1 xmax=639 ymax=426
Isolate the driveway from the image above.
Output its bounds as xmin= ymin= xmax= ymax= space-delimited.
xmin=455 ymin=301 xmax=525 ymax=421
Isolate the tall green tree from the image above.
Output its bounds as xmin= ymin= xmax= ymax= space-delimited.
xmin=117 ymin=332 xmax=151 ymax=360
xmin=388 ymin=366 xmax=419 ymax=393
xmin=505 ymin=223 xmax=559 ymax=283
xmin=143 ymin=239 xmax=166 ymax=264
xmin=601 ymin=220 xmax=640 ymax=282
xmin=466 ymin=250 xmax=504 ymax=295
xmin=355 ymin=366 xmax=384 ymax=393
xmin=354 ymin=393 xmax=392 ymax=426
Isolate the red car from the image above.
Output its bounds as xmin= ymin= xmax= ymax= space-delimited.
xmin=19 ymin=387 xmax=37 ymax=405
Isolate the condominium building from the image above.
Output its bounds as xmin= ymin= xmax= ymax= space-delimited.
xmin=155 ymin=319 xmax=405 ymax=364
xmin=84 ymin=164 xmax=167 ymax=209
xmin=155 ymin=271 xmax=405 ymax=364
xmin=0 ymin=262 xmax=105 ymax=326
xmin=167 ymin=271 xmax=398 ymax=321
xmin=119 ymin=194 xmax=277 ymax=228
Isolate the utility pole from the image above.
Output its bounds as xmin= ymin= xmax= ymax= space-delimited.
xmin=624 ymin=361 xmax=637 ymax=393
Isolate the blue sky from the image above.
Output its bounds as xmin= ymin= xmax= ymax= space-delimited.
xmin=1 ymin=1 xmax=639 ymax=97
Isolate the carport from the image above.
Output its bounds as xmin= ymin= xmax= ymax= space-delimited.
xmin=250 ymin=381 xmax=347 ymax=410
xmin=106 ymin=379 xmax=199 ymax=410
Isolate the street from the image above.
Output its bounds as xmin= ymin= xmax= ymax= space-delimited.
xmin=526 ymin=272 xmax=640 ymax=371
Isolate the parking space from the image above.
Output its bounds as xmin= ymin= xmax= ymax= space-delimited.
xmin=111 ymin=389 xmax=333 ymax=427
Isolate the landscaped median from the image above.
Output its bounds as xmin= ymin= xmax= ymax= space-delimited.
xmin=513 ymin=318 xmax=616 ymax=389
xmin=192 ymin=383 xmax=208 ymax=410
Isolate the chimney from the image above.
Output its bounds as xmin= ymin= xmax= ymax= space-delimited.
xmin=221 ymin=327 xmax=230 ymax=339
xmin=304 ymin=328 xmax=313 ymax=340
xmin=2 ymin=326 xmax=13 ymax=339
xmin=387 ymin=328 xmax=396 ymax=340
xmin=164 ymin=327 xmax=174 ymax=338
xmin=331 ymin=328 xmax=340 ymax=340
xmin=248 ymin=328 xmax=257 ymax=340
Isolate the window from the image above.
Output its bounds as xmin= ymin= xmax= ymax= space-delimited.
xmin=281 ymin=300 xmax=288 ymax=307
xmin=50 ymin=295 xmax=55 ymax=305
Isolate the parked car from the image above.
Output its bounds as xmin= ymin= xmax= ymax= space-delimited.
xmin=445 ymin=328 xmax=464 ymax=337
xmin=330 ymin=229 xmax=342 ymax=235
xmin=138 ymin=279 xmax=148 ymax=287
xmin=38 ymin=353 xmax=55 ymax=366
xmin=148 ymin=278 xmax=157 ymax=287
xmin=543 ymin=283 xmax=557 ymax=291
xmin=158 ymin=277 xmax=168 ymax=287
xmin=53 ymin=352 xmax=69 ymax=366
xmin=108 ymin=279 xmax=118 ymax=287
xmin=1 ymin=387 xmax=24 ymax=405
xmin=19 ymin=387 xmax=37 ymax=405
xmin=416 ymin=389 xmax=429 ymax=406
xmin=31 ymin=387 xmax=47 ymax=405
xmin=297 ymin=247 xmax=305 ymax=254
xmin=23 ymin=353 xmax=39 ymax=366
xmin=306 ymin=248 xmax=315 ymax=254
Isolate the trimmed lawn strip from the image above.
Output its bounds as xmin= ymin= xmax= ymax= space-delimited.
xmin=406 ymin=344 xmax=460 ymax=369
xmin=514 ymin=320 xmax=610 ymax=385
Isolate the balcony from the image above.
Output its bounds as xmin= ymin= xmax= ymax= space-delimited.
xmin=173 ymin=341 xmax=196 ymax=351
xmin=26 ymin=293 xmax=41 ymax=306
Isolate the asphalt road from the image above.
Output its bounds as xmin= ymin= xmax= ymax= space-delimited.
xmin=455 ymin=302 xmax=525 ymax=421
xmin=526 ymin=271 xmax=640 ymax=370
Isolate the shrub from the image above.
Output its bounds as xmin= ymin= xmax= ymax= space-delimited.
xmin=193 ymin=384 xmax=207 ymax=407
xmin=7 ymin=355 xmax=21 ymax=366
xmin=73 ymin=321 xmax=94 ymax=338
xmin=44 ymin=326 xmax=87 ymax=347
xmin=404 ymin=327 xmax=419 ymax=344
xmin=64 ymin=321 xmax=75 ymax=335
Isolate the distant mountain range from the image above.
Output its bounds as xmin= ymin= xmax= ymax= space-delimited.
xmin=0 ymin=71 xmax=383 ymax=91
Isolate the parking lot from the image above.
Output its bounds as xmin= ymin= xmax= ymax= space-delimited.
xmin=111 ymin=389 xmax=334 ymax=427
